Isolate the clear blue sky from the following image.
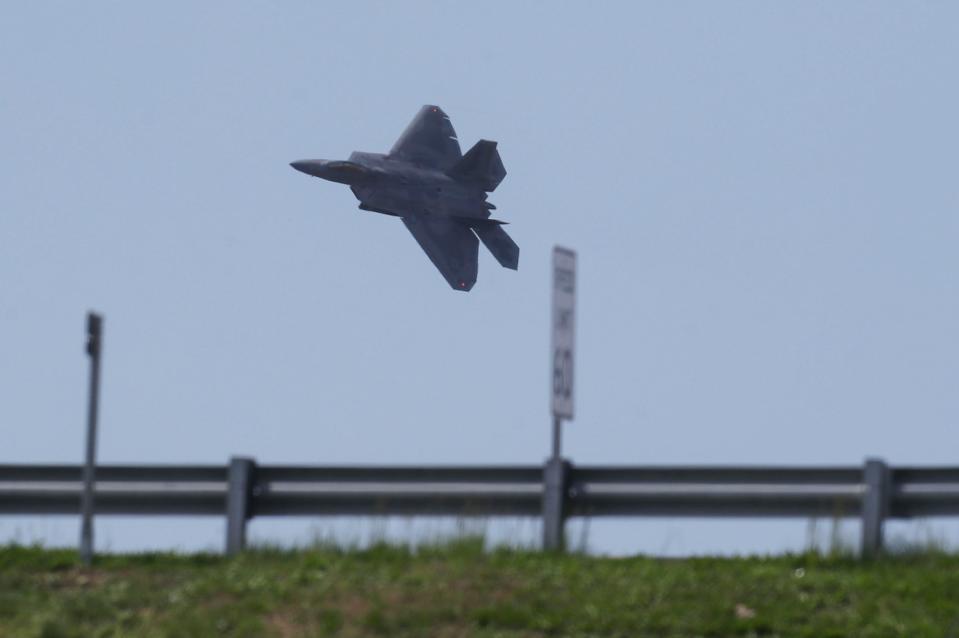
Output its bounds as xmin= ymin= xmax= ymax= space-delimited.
xmin=2 ymin=2 xmax=957 ymax=555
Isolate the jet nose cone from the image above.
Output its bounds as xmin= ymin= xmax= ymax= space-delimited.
xmin=290 ymin=159 xmax=370 ymax=185
xmin=290 ymin=160 xmax=315 ymax=175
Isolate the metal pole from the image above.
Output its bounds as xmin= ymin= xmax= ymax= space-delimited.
xmin=544 ymin=414 xmax=566 ymax=551
xmin=861 ymin=457 xmax=889 ymax=559
xmin=79 ymin=312 xmax=102 ymax=567
xmin=542 ymin=456 xmax=568 ymax=551
xmin=225 ymin=457 xmax=255 ymax=556
xmin=551 ymin=415 xmax=562 ymax=460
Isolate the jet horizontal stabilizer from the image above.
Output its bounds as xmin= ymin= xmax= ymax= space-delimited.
xmin=474 ymin=224 xmax=519 ymax=270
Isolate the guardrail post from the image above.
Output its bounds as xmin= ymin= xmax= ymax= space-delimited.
xmin=225 ymin=456 xmax=255 ymax=556
xmin=860 ymin=457 xmax=890 ymax=559
xmin=80 ymin=312 xmax=104 ymax=567
xmin=542 ymin=457 xmax=570 ymax=551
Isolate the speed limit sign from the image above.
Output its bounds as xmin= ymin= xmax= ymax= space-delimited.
xmin=551 ymin=246 xmax=576 ymax=419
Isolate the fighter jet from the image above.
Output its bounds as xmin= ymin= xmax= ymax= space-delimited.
xmin=291 ymin=105 xmax=518 ymax=291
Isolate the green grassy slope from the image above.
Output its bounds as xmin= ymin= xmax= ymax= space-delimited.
xmin=1 ymin=541 xmax=957 ymax=637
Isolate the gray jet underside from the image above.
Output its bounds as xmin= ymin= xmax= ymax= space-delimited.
xmin=291 ymin=105 xmax=518 ymax=291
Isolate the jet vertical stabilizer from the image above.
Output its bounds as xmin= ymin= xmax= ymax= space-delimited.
xmin=447 ymin=140 xmax=506 ymax=192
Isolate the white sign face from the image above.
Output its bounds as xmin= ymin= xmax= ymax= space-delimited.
xmin=551 ymin=246 xmax=576 ymax=419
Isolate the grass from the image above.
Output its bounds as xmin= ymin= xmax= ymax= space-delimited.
xmin=1 ymin=539 xmax=958 ymax=637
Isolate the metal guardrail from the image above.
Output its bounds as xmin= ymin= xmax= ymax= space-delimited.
xmin=3 ymin=458 xmax=959 ymax=557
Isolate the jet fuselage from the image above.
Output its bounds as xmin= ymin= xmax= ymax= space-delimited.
xmin=291 ymin=152 xmax=491 ymax=222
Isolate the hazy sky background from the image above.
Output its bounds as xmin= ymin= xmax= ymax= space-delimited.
xmin=2 ymin=2 xmax=957 ymax=555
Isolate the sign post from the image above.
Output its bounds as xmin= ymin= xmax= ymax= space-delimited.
xmin=80 ymin=312 xmax=103 ymax=567
xmin=544 ymin=247 xmax=575 ymax=551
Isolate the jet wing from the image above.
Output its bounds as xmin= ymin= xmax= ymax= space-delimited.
xmin=389 ymin=105 xmax=462 ymax=170
xmin=402 ymin=215 xmax=478 ymax=291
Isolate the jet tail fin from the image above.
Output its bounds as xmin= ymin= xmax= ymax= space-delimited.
xmin=474 ymin=224 xmax=519 ymax=270
xmin=446 ymin=140 xmax=506 ymax=192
